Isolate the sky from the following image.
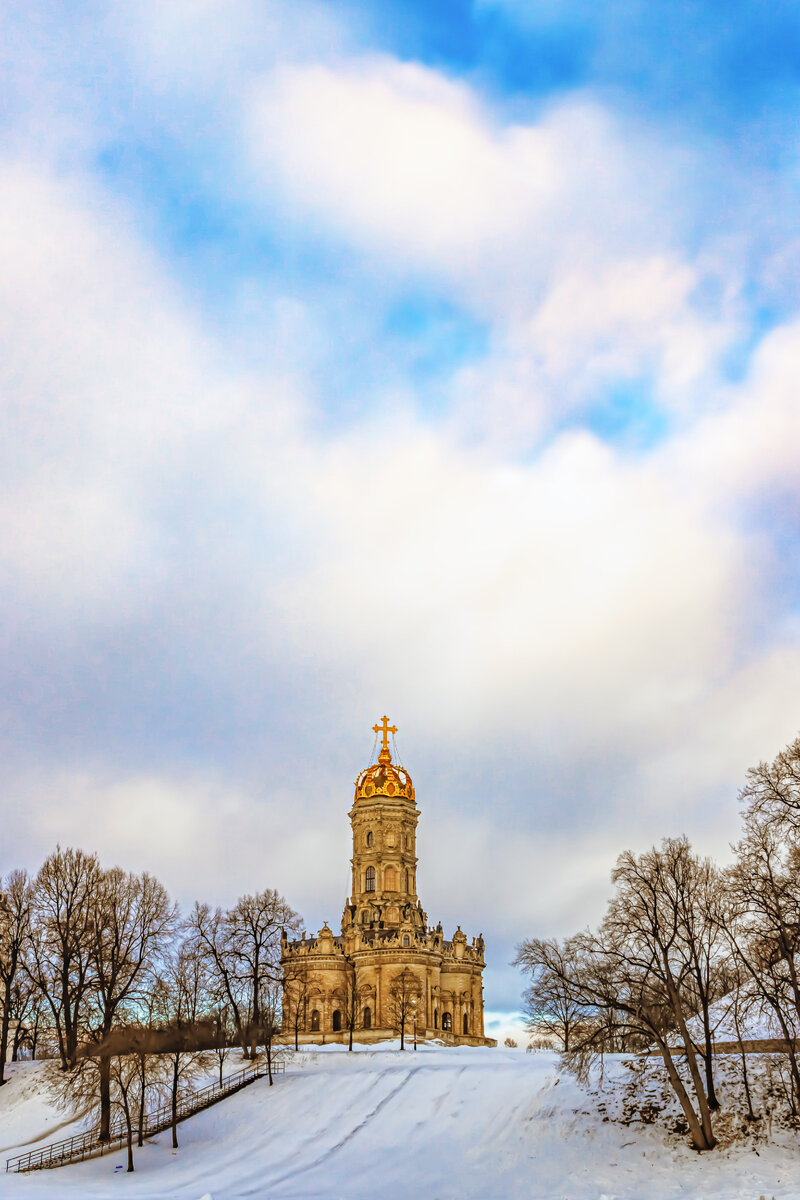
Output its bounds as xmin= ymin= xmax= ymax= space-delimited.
xmin=2 ymin=1 xmax=800 ymax=1018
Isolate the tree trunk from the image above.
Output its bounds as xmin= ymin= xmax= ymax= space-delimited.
xmin=99 ymin=1054 xmax=111 ymax=1141
xmin=171 ymin=1057 xmax=179 ymax=1149
xmin=698 ymin=993 xmax=719 ymax=1110
xmin=137 ymin=1054 xmax=146 ymax=1147
xmin=655 ymin=1038 xmax=712 ymax=1151
xmin=54 ymin=1018 xmax=68 ymax=1071
xmin=12 ymin=1018 xmax=24 ymax=1061
xmin=0 ymin=997 xmax=11 ymax=1085
xmin=733 ymin=1007 xmax=757 ymax=1121
xmin=125 ymin=1111 xmax=134 ymax=1173
xmin=664 ymin=968 xmax=716 ymax=1149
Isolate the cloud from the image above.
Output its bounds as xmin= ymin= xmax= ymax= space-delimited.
xmin=244 ymin=54 xmax=747 ymax=447
xmin=2 ymin=14 xmax=800 ymax=1014
xmin=248 ymin=56 xmax=558 ymax=271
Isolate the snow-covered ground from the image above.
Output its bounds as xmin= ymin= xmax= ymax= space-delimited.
xmin=0 ymin=1044 xmax=796 ymax=1200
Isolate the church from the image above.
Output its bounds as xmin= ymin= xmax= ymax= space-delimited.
xmin=280 ymin=718 xmax=493 ymax=1046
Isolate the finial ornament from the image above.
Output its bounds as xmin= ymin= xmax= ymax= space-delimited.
xmin=373 ymin=714 xmax=397 ymax=764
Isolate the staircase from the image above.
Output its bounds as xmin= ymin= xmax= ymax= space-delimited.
xmin=5 ymin=1059 xmax=285 ymax=1173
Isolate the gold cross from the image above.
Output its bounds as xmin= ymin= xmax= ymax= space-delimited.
xmin=373 ymin=715 xmax=397 ymax=756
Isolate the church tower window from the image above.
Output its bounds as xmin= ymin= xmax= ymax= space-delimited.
xmin=403 ymin=934 xmax=410 ymax=947
xmin=405 ymin=868 xmax=410 ymax=892
xmin=384 ymin=865 xmax=397 ymax=890
xmin=366 ymin=831 xmax=373 ymax=847
xmin=365 ymin=866 xmax=376 ymax=892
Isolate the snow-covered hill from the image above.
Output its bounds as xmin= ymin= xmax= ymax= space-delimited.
xmin=0 ymin=1044 xmax=796 ymax=1200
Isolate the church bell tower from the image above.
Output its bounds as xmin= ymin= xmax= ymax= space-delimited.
xmin=346 ymin=716 xmax=424 ymax=932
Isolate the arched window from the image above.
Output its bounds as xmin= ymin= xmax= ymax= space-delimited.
xmin=434 ymin=1009 xmax=439 ymax=1029
xmin=365 ymin=866 xmax=376 ymax=892
xmin=363 ymin=1006 xmax=372 ymax=1029
xmin=402 ymin=934 xmax=410 ymax=947
xmin=384 ymin=865 xmax=397 ymax=890
xmin=332 ymin=1010 xmax=342 ymax=1032
xmin=442 ymin=1012 xmax=452 ymax=1032
xmin=366 ymin=831 xmax=373 ymax=847
xmin=361 ymin=910 xmax=370 ymax=923
xmin=310 ymin=1009 xmax=320 ymax=1032
xmin=463 ymin=1013 xmax=469 ymax=1035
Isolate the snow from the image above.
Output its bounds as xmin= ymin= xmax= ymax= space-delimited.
xmin=0 ymin=1045 xmax=796 ymax=1199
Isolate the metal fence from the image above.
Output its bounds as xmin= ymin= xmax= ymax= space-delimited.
xmin=6 ymin=1058 xmax=285 ymax=1173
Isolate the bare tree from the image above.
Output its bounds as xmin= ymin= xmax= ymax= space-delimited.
xmin=26 ymin=847 xmax=100 ymax=1070
xmin=519 ymin=842 xmax=721 ymax=1151
xmin=739 ymin=733 xmax=800 ymax=829
xmin=88 ymin=867 xmax=176 ymax=1141
xmin=724 ymin=959 xmax=760 ymax=1122
xmin=53 ymin=1046 xmax=142 ymax=1173
xmin=189 ymin=890 xmax=299 ymax=1061
xmin=663 ymin=840 xmax=728 ymax=1111
xmin=513 ymin=936 xmax=585 ymax=1052
xmin=129 ymin=980 xmax=164 ymax=1148
xmin=156 ymin=941 xmax=212 ymax=1147
xmin=109 ymin=1044 xmax=145 ymax=1173
xmin=260 ymin=980 xmax=283 ymax=1084
xmin=726 ymin=812 xmax=800 ymax=1111
xmin=211 ymin=1001 xmax=235 ymax=1085
xmin=341 ymin=953 xmax=363 ymax=1051
xmin=225 ymin=889 xmax=300 ymax=1059
xmin=188 ymin=902 xmax=251 ymax=1057
xmin=604 ymin=842 xmax=717 ymax=1149
xmin=0 ymin=871 xmax=32 ymax=1084
xmin=387 ymin=968 xmax=421 ymax=1051
xmin=282 ymin=961 xmax=312 ymax=1051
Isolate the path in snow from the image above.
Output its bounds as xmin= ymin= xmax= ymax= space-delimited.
xmin=0 ymin=1044 xmax=796 ymax=1200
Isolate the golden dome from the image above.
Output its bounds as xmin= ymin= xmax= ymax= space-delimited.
xmin=354 ymin=716 xmax=415 ymax=804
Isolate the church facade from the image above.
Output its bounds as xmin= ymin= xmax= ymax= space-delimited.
xmin=280 ymin=718 xmax=493 ymax=1046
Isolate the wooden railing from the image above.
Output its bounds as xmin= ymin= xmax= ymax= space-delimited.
xmin=5 ymin=1059 xmax=284 ymax=1174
